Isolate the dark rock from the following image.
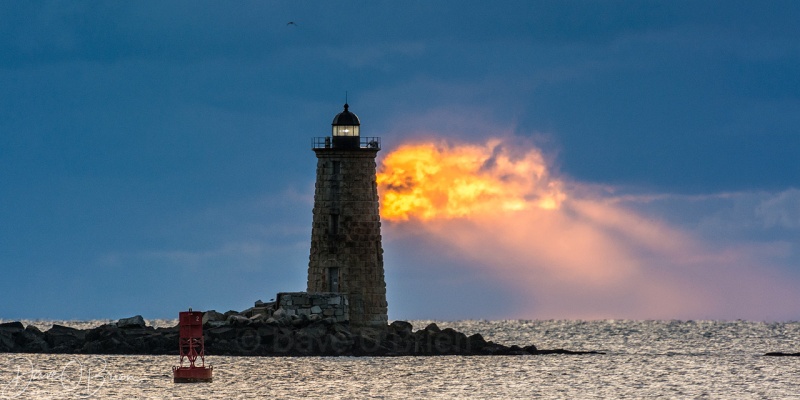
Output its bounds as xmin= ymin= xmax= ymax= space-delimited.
xmin=536 ymin=348 xmax=604 ymax=355
xmin=410 ymin=329 xmax=433 ymax=354
xmin=438 ymin=328 xmax=468 ymax=352
xmin=389 ymin=320 xmax=413 ymax=337
xmin=45 ymin=324 xmax=85 ymax=351
xmin=480 ymin=342 xmax=510 ymax=355
xmin=0 ymin=318 xmax=602 ymax=357
xmin=256 ymin=324 xmax=279 ymax=344
xmin=16 ymin=326 xmax=48 ymax=353
xmin=505 ymin=345 xmax=529 ymax=355
xmin=249 ymin=314 xmax=266 ymax=323
xmin=211 ymin=338 xmax=237 ymax=355
xmin=0 ymin=332 xmax=16 ymax=352
xmin=48 ymin=324 xmax=84 ymax=337
xmin=25 ymin=325 xmax=42 ymax=335
xmin=117 ymin=315 xmax=146 ymax=329
xmin=132 ymin=333 xmax=159 ymax=354
xmin=156 ymin=325 xmax=179 ymax=335
xmin=82 ymin=341 xmax=104 ymax=354
xmin=467 ymin=333 xmax=488 ymax=351
xmin=253 ymin=307 xmax=272 ymax=317
xmin=208 ymin=326 xmax=237 ymax=341
xmin=765 ymin=352 xmax=800 ymax=357
xmin=298 ymin=321 xmax=328 ymax=340
xmin=0 ymin=321 xmax=25 ymax=332
xmin=308 ymin=314 xmax=322 ymax=322
xmin=86 ymin=323 xmax=121 ymax=342
xmin=293 ymin=331 xmax=327 ymax=355
xmin=202 ymin=310 xmax=226 ymax=324
xmin=353 ymin=333 xmax=386 ymax=356
xmin=20 ymin=336 xmax=49 ymax=352
xmin=110 ymin=338 xmax=135 ymax=354
xmin=119 ymin=327 xmax=154 ymax=337
xmin=272 ymin=308 xmax=288 ymax=320
xmin=328 ymin=332 xmax=353 ymax=355
xmin=381 ymin=332 xmax=403 ymax=354
xmin=523 ymin=344 xmax=538 ymax=354
xmin=255 ymin=300 xmax=276 ymax=313
xmin=227 ymin=315 xmax=250 ymax=326
xmin=291 ymin=315 xmax=308 ymax=328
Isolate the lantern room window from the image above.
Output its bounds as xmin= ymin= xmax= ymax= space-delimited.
xmin=332 ymin=124 xmax=359 ymax=137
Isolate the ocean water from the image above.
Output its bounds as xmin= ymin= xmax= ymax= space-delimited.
xmin=1 ymin=320 xmax=798 ymax=399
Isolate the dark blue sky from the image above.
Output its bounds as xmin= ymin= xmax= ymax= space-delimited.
xmin=1 ymin=1 xmax=798 ymax=320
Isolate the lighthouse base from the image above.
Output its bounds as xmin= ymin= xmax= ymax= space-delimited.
xmin=173 ymin=366 xmax=213 ymax=383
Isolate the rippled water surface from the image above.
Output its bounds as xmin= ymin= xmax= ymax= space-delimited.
xmin=1 ymin=320 xmax=798 ymax=399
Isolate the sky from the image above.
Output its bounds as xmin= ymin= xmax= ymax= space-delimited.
xmin=1 ymin=1 xmax=799 ymax=321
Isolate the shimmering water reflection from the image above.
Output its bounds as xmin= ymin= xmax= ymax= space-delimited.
xmin=1 ymin=320 xmax=798 ymax=399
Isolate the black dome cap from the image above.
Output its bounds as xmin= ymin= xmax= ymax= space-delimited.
xmin=332 ymin=103 xmax=360 ymax=126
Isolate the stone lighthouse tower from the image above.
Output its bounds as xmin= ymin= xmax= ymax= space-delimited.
xmin=308 ymin=103 xmax=388 ymax=329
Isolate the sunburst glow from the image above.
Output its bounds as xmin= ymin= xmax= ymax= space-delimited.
xmin=376 ymin=136 xmax=800 ymax=319
xmin=377 ymin=138 xmax=565 ymax=221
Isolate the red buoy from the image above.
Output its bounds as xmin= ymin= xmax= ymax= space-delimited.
xmin=173 ymin=309 xmax=213 ymax=383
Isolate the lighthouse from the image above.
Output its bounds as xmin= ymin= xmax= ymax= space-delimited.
xmin=308 ymin=103 xmax=388 ymax=329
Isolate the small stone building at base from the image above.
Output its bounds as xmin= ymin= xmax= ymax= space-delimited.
xmin=273 ymin=292 xmax=349 ymax=323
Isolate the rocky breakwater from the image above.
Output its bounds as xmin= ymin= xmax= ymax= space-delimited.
xmin=0 ymin=311 xmax=601 ymax=357
xmin=0 ymin=316 xmax=176 ymax=355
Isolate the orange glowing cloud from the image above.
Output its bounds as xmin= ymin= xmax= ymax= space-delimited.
xmin=377 ymin=136 xmax=800 ymax=320
xmin=376 ymin=139 xmax=565 ymax=221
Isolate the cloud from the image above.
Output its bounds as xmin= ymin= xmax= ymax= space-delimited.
xmin=620 ymin=189 xmax=800 ymax=244
xmin=378 ymin=136 xmax=800 ymax=320
xmin=377 ymin=138 xmax=564 ymax=220
xmin=756 ymin=189 xmax=800 ymax=229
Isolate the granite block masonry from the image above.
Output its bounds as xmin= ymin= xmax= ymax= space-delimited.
xmin=308 ymin=104 xmax=388 ymax=329
xmin=274 ymin=292 xmax=349 ymax=323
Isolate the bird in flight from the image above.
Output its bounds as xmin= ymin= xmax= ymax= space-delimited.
xmin=287 ymin=21 xmax=298 ymax=27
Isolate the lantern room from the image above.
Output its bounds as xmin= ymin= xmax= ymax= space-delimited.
xmin=331 ymin=103 xmax=361 ymax=149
